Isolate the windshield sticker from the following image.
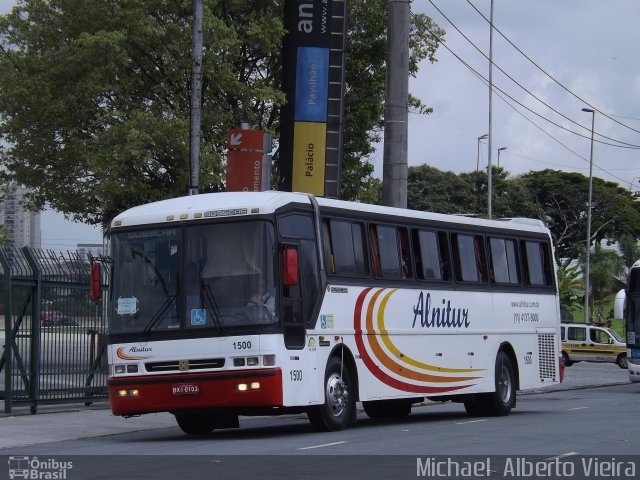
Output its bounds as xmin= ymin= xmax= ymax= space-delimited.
xmin=116 ymin=297 xmax=139 ymax=315
xmin=191 ymin=309 xmax=207 ymax=326
xmin=169 ymin=242 xmax=178 ymax=256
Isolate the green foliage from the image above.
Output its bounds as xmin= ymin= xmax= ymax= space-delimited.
xmin=0 ymin=0 xmax=285 ymax=224
xmin=557 ymin=264 xmax=584 ymax=313
xmin=340 ymin=1 xmax=444 ymax=201
xmin=617 ymin=233 xmax=640 ymax=269
xmin=0 ymin=224 xmax=10 ymax=246
xmin=0 ymin=0 xmax=444 ymax=225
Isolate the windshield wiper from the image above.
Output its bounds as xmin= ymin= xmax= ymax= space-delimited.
xmin=201 ymin=281 xmax=225 ymax=333
xmin=142 ymin=294 xmax=176 ymax=338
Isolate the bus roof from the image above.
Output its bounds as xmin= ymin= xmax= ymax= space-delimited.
xmin=111 ymin=191 xmax=550 ymax=234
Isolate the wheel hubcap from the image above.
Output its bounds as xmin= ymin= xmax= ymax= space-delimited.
xmin=326 ymin=372 xmax=349 ymax=417
xmin=497 ymin=364 xmax=512 ymax=403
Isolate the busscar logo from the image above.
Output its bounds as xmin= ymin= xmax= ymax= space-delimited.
xmin=8 ymin=456 xmax=73 ymax=479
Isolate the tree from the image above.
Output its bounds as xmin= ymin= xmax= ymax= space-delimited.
xmin=512 ymin=170 xmax=640 ymax=264
xmin=340 ymin=3 xmax=444 ymax=201
xmin=0 ymin=0 xmax=444 ymax=225
xmin=618 ymin=233 xmax=640 ymax=270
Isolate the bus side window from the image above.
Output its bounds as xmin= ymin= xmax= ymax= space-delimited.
xmin=369 ymin=226 xmax=381 ymax=277
xmin=413 ymin=229 xmax=446 ymax=281
xmin=321 ymin=220 xmax=334 ymax=274
xmin=397 ymin=228 xmax=411 ymax=279
xmin=489 ymin=237 xmax=520 ymax=284
xmin=373 ymin=225 xmax=403 ymax=279
xmin=452 ymin=233 xmax=485 ymax=283
xmin=523 ymin=240 xmax=553 ymax=287
xmin=326 ymin=219 xmax=367 ymax=275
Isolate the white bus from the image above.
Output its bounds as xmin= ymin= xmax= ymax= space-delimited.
xmin=105 ymin=191 xmax=562 ymax=434
xmin=625 ymin=260 xmax=640 ymax=382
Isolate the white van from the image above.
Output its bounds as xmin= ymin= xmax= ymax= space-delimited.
xmin=561 ymin=322 xmax=627 ymax=369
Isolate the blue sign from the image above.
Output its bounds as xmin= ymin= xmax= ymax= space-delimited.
xmin=191 ymin=309 xmax=206 ymax=326
xmin=631 ymin=349 xmax=640 ymax=360
xmin=294 ymin=46 xmax=329 ymax=122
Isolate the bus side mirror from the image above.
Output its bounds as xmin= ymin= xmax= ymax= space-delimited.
xmin=90 ymin=262 xmax=101 ymax=300
xmin=282 ymin=248 xmax=299 ymax=286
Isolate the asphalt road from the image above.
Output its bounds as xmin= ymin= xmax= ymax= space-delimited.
xmin=0 ymin=362 xmax=637 ymax=480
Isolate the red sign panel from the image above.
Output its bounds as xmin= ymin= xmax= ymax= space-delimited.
xmin=226 ymin=150 xmax=264 ymax=192
xmin=226 ymin=129 xmax=265 ymax=151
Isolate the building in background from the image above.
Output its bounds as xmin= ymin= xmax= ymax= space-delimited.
xmin=0 ymin=184 xmax=41 ymax=248
xmin=77 ymin=243 xmax=104 ymax=261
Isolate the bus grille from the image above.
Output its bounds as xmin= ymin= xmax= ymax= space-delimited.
xmin=537 ymin=333 xmax=557 ymax=382
xmin=145 ymin=358 xmax=225 ymax=372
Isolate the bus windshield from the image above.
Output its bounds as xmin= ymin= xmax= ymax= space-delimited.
xmin=110 ymin=221 xmax=277 ymax=335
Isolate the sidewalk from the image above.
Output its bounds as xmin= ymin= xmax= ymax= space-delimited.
xmin=0 ymin=403 xmax=176 ymax=450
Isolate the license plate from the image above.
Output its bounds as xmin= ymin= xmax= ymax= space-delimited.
xmin=172 ymin=383 xmax=200 ymax=395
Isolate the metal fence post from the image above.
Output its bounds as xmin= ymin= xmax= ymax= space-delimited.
xmin=23 ymin=247 xmax=42 ymax=414
xmin=0 ymin=248 xmax=13 ymax=414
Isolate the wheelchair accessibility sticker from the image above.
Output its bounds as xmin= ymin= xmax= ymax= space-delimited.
xmin=191 ymin=309 xmax=207 ymax=326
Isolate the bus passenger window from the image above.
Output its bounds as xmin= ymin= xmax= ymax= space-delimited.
xmin=524 ymin=241 xmax=552 ymax=286
xmin=413 ymin=229 xmax=446 ymax=281
xmin=327 ymin=219 xmax=367 ymax=275
xmin=489 ymin=238 xmax=520 ymax=284
xmin=374 ymin=225 xmax=402 ymax=278
xmin=452 ymin=234 xmax=484 ymax=283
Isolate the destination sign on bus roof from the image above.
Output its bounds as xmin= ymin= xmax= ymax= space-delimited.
xmin=203 ymin=208 xmax=248 ymax=218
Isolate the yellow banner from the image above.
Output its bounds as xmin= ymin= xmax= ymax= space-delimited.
xmin=292 ymin=122 xmax=326 ymax=196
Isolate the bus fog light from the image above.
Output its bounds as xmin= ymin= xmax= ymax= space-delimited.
xmin=117 ymin=389 xmax=128 ymax=397
xmin=233 ymin=358 xmax=246 ymax=367
xmin=129 ymin=389 xmax=140 ymax=397
xmin=237 ymin=383 xmax=248 ymax=391
xmin=262 ymin=354 xmax=276 ymax=366
xmin=246 ymin=357 xmax=259 ymax=366
xmin=250 ymin=382 xmax=261 ymax=390
xmin=114 ymin=365 xmax=126 ymax=374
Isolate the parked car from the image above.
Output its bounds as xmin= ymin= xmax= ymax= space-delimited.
xmin=41 ymin=311 xmax=78 ymax=327
xmin=561 ymin=322 xmax=627 ymax=369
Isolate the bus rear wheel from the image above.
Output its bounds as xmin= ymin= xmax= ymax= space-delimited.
xmin=308 ymin=356 xmax=355 ymax=432
xmin=464 ymin=351 xmax=516 ymax=417
xmin=175 ymin=412 xmax=217 ymax=435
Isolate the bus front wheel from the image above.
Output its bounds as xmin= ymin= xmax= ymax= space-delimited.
xmin=308 ymin=356 xmax=355 ymax=432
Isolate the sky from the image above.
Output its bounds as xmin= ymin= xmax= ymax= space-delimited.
xmin=2 ymin=0 xmax=640 ymax=249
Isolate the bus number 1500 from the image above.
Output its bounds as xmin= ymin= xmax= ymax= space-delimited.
xmin=233 ymin=341 xmax=252 ymax=350
xmin=290 ymin=370 xmax=303 ymax=382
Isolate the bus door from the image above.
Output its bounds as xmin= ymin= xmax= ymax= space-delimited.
xmin=281 ymin=244 xmax=306 ymax=350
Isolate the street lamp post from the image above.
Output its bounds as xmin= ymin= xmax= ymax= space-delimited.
xmin=497 ymin=146 xmax=507 ymax=168
xmin=476 ymin=134 xmax=488 ymax=172
xmin=582 ymin=107 xmax=595 ymax=324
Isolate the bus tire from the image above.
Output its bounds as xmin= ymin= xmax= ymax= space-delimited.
xmin=175 ymin=412 xmax=216 ymax=435
xmin=308 ymin=356 xmax=355 ymax=432
xmin=617 ymin=353 xmax=628 ymax=369
xmin=484 ymin=350 xmax=516 ymax=416
xmin=464 ymin=351 xmax=516 ymax=417
xmin=363 ymin=399 xmax=413 ymax=419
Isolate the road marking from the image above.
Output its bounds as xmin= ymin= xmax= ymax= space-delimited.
xmin=566 ymin=406 xmax=589 ymax=411
xmin=545 ymin=452 xmax=579 ymax=460
xmin=298 ymin=441 xmax=347 ymax=450
xmin=455 ymin=419 xmax=487 ymax=425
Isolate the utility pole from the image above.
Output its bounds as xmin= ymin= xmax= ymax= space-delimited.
xmin=487 ymin=0 xmax=495 ymax=219
xmin=382 ymin=0 xmax=410 ymax=208
xmin=189 ymin=0 xmax=203 ymax=196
